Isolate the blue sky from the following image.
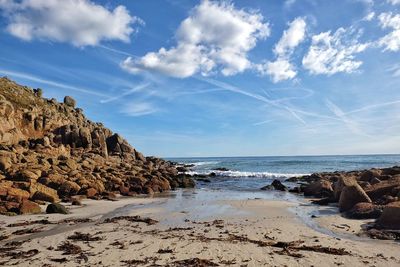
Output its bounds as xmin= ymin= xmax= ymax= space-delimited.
xmin=0 ymin=0 xmax=400 ymax=157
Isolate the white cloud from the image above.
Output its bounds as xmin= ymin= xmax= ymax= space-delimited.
xmin=302 ymin=28 xmax=368 ymax=75
xmin=259 ymin=59 xmax=297 ymax=83
xmin=0 ymin=0 xmax=140 ymax=46
xmin=363 ymin=12 xmax=375 ymax=21
xmin=259 ymin=17 xmax=306 ymax=83
xmin=274 ymin=17 xmax=307 ymax=57
xmin=387 ymin=0 xmax=400 ymax=5
xmin=378 ymin=12 xmax=400 ymax=52
xmin=121 ymin=102 xmax=158 ymax=117
xmin=122 ymin=0 xmax=270 ymax=78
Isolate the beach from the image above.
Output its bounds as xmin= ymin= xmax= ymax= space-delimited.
xmin=1 ymin=189 xmax=399 ymax=267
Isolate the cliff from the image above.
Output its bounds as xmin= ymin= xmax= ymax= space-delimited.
xmin=0 ymin=77 xmax=193 ymax=215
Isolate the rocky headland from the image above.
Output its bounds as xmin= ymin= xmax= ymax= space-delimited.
xmin=0 ymin=77 xmax=194 ymax=216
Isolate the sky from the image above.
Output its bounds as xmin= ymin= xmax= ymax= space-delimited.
xmin=0 ymin=0 xmax=400 ymax=157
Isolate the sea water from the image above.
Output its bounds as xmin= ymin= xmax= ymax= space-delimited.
xmin=169 ymin=154 xmax=400 ymax=191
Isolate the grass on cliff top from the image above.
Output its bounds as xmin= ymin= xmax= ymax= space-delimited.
xmin=0 ymin=77 xmax=46 ymax=109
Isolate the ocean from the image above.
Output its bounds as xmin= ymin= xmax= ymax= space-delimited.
xmin=169 ymin=154 xmax=400 ymax=191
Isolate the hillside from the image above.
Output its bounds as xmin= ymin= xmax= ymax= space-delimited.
xmin=0 ymin=77 xmax=193 ymax=215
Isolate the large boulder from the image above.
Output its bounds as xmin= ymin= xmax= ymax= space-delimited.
xmin=63 ymin=96 xmax=76 ymax=108
xmin=376 ymin=202 xmax=400 ymax=230
xmin=346 ymin=202 xmax=383 ymax=219
xmin=339 ymin=184 xmax=372 ymax=212
xmin=334 ymin=175 xmax=357 ymax=201
xmin=30 ymin=183 xmax=60 ymax=203
xmin=19 ymin=199 xmax=42 ymax=214
xmin=303 ymin=179 xmax=333 ymax=197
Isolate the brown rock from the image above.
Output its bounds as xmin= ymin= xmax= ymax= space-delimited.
xmin=7 ymin=187 xmax=30 ymax=200
xmin=365 ymin=177 xmax=400 ymax=201
xmin=346 ymin=202 xmax=383 ymax=219
xmin=303 ymin=180 xmax=333 ymax=197
xmin=334 ymin=175 xmax=357 ymax=200
xmin=63 ymin=96 xmax=76 ymax=108
xmin=19 ymin=199 xmax=42 ymax=214
xmin=84 ymin=188 xmax=97 ymax=198
xmin=58 ymin=181 xmax=81 ymax=197
xmin=359 ymin=169 xmax=381 ymax=181
xmin=376 ymin=202 xmax=400 ymax=230
xmin=339 ymin=184 xmax=372 ymax=212
xmin=30 ymin=183 xmax=60 ymax=203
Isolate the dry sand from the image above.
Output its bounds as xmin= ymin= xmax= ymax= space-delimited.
xmin=0 ymin=189 xmax=399 ymax=267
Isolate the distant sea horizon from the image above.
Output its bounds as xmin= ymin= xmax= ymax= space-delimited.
xmin=167 ymin=154 xmax=400 ymax=191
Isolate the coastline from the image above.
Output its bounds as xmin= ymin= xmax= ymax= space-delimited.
xmin=1 ymin=189 xmax=399 ymax=267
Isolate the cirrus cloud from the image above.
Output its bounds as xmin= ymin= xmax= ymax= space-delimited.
xmin=378 ymin=12 xmax=400 ymax=52
xmin=0 ymin=0 xmax=141 ymax=46
xmin=302 ymin=28 xmax=369 ymax=75
xmin=122 ymin=0 xmax=270 ymax=78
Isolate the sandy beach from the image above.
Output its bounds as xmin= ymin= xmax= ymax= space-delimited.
xmin=1 ymin=189 xmax=399 ymax=267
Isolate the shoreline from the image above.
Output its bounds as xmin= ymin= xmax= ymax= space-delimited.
xmin=1 ymin=189 xmax=399 ymax=266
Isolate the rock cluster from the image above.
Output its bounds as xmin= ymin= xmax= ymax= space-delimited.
xmin=0 ymin=77 xmax=194 ymax=215
xmin=283 ymin=166 xmax=400 ymax=231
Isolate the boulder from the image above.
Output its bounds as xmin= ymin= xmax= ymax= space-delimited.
xmin=0 ymin=157 xmax=11 ymax=171
xmin=83 ymin=187 xmax=97 ymax=198
xmin=7 ymin=187 xmax=30 ymax=200
xmin=19 ymin=199 xmax=42 ymax=214
xmin=30 ymin=183 xmax=60 ymax=203
xmin=376 ymin=202 xmax=400 ymax=230
xmin=46 ymin=203 xmax=68 ymax=214
xmin=364 ymin=177 xmax=400 ymax=201
xmin=303 ymin=180 xmax=333 ymax=197
xmin=346 ymin=202 xmax=383 ymax=219
xmin=261 ymin=180 xmax=287 ymax=191
xmin=334 ymin=175 xmax=357 ymax=200
xmin=339 ymin=184 xmax=372 ymax=212
xmin=58 ymin=181 xmax=81 ymax=197
xmin=63 ymin=96 xmax=76 ymax=108
xmin=359 ymin=169 xmax=381 ymax=182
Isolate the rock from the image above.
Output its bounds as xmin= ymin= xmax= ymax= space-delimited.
xmin=359 ymin=169 xmax=381 ymax=181
xmin=19 ymin=199 xmax=42 ymax=214
xmin=339 ymin=184 xmax=372 ymax=212
xmin=63 ymin=96 xmax=76 ymax=108
xmin=7 ymin=188 xmax=30 ymax=200
xmin=364 ymin=177 xmax=400 ymax=201
xmin=346 ymin=202 xmax=383 ymax=219
xmin=213 ymin=167 xmax=229 ymax=171
xmin=376 ymin=202 xmax=400 ymax=230
xmin=30 ymin=183 xmax=60 ymax=203
xmin=261 ymin=180 xmax=287 ymax=191
xmin=46 ymin=203 xmax=68 ymax=214
xmin=0 ymin=157 xmax=11 ymax=171
xmin=71 ymin=199 xmax=81 ymax=205
xmin=58 ymin=181 xmax=81 ymax=197
xmin=334 ymin=175 xmax=357 ymax=201
xmin=303 ymin=180 xmax=333 ymax=197
xmin=83 ymin=187 xmax=98 ymax=198
xmin=143 ymin=186 xmax=154 ymax=195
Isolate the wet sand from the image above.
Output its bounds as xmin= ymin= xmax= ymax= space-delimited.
xmin=0 ymin=189 xmax=399 ymax=266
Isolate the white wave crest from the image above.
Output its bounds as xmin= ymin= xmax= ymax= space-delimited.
xmin=186 ymin=170 xmax=308 ymax=178
xmin=187 ymin=161 xmax=220 ymax=166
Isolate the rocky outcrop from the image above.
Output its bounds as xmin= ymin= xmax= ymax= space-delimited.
xmin=286 ymin=166 xmax=400 ymax=239
xmin=0 ymin=77 xmax=194 ymax=215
